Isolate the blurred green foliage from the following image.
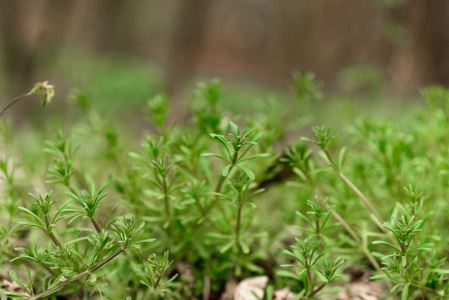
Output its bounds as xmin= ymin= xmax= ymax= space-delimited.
xmin=1 ymin=74 xmax=449 ymax=299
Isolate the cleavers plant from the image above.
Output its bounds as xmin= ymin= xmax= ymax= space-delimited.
xmin=1 ymin=77 xmax=449 ymax=299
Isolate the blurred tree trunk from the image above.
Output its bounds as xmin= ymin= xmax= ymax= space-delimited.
xmin=387 ymin=0 xmax=449 ymax=90
xmin=164 ymin=0 xmax=214 ymax=97
xmin=0 ymin=0 xmax=74 ymax=98
xmin=95 ymin=0 xmax=127 ymax=52
xmin=421 ymin=1 xmax=449 ymax=85
xmin=0 ymin=0 xmax=37 ymax=96
xmin=274 ymin=0 xmax=308 ymax=77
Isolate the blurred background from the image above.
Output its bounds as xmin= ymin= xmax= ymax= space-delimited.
xmin=1 ymin=0 xmax=449 ymax=115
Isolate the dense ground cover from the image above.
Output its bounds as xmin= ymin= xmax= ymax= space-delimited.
xmin=0 ymin=75 xmax=449 ymax=299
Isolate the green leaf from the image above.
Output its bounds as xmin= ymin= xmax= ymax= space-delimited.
xmin=295 ymin=169 xmax=311 ymax=184
xmin=210 ymin=134 xmax=232 ymax=160
xmin=239 ymin=239 xmax=250 ymax=254
xmin=318 ymin=151 xmax=331 ymax=164
xmin=237 ymin=153 xmax=270 ymax=163
xmin=220 ymin=240 xmax=235 ymax=253
xmin=135 ymin=238 xmax=156 ymax=244
xmin=372 ymin=240 xmax=401 ymax=252
xmin=407 ymin=243 xmax=434 ymax=254
xmin=18 ymin=221 xmax=46 ymax=230
xmin=9 ymin=271 xmax=28 ymax=294
xmin=208 ymin=232 xmax=232 ymax=239
xmin=222 ymin=164 xmax=232 ymax=176
xmin=277 ymin=270 xmax=298 ymax=280
xmin=301 ymin=137 xmax=314 ymax=143
xmin=390 ymin=283 xmax=403 ymax=293
xmin=402 ymin=255 xmax=407 ymax=267
xmin=318 ymin=286 xmax=341 ymax=295
xmin=229 ymin=121 xmax=239 ymax=136
xmin=237 ymin=165 xmax=255 ymax=179
xmin=28 ymin=82 xmax=42 ymax=95
xmin=401 ymin=283 xmax=410 ymax=300
xmin=43 ymin=88 xmax=55 ymax=107
xmin=18 ymin=207 xmax=45 ymax=226
xmin=201 ymin=153 xmax=229 ymax=162
xmin=425 ymin=268 xmax=449 ymax=274
xmin=3 ymin=292 xmax=28 ymax=299
xmin=337 ymin=147 xmax=347 ymax=169
xmin=311 ymin=267 xmax=328 ymax=282
xmin=52 ymin=199 xmax=70 ymax=225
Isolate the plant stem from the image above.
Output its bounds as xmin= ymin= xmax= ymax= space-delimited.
xmin=235 ymin=204 xmax=242 ymax=252
xmin=305 ymin=265 xmax=313 ymax=296
xmin=329 ymin=209 xmax=359 ymax=243
xmin=307 ymin=283 xmax=326 ymax=298
xmin=0 ymin=93 xmax=30 ymax=119
xmin=39 ymin=262 xmax=55 ymax=276
xmin=206 ymin=150 xmax=240 ymax=233
xmin=71 ymin=280 xmax=86 ymax=300
xmin=337 ymin=171 xmax=384 ymax=226
xmin=2 ymin=250 xmax=54 ymax=275
xmin=301 ymin=172 xmax=391 ymax=288
xmin=323 ymin=150 xmax=402 ymax=250
xmin=48 ymin=230 xmax=63 ymax=249
xmin=214 ymin=151 xmax=239 ymax=194
xmin=68 ymin=186 xmax=103 ymax=233
xmin=322 ymin=149 xmax=384 ymax=225
xmin=162 ymin=177 xmax=170 ymax=219
xmin=90 ymin=216 xmax=102 ymax=233
xmin=142 ymin=274 xmax=162 ymax=300
xmin=323 ymin=196 xmax=390 ymax=287
xmin=31 ymin=248 xmax=123 ymax=300
xmin=44 ymin=215 xmax=64 ymax=250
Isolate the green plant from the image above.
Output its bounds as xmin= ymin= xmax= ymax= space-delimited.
xmin=202 ymin=121 xmax=270 ymax=192
xmin=2 ymin=79 xmax=449 ymax=299
xmin=279 ymin=198 xmax=343 ymax=299
xmin=303 ymin=125 xmax=385 ymax=227
xmin=136 ymin=251 xmax=178 ymax=299
xmin=372 ymin=216 xmax=444 ymax=299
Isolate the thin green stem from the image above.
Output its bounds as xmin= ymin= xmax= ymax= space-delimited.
xmin=301 ymin=170 xmax=391 ymax=288
xmin=329 ymin=209 xmax=360 ymax=243
xmin=315 ymin=218 xmax=320 ymax=236
xmin=2 ymin=249 xmax=54 ymax=276
xmin=235 ymin=204 xmax=242 ymax=252
xmin=322 ymin=149 xmax=384 ymax=226
xmin=302 ymin=171 xmax=361 ymax=244
xmin=305 ymin=262 xmax=313 ymax=296
xmin=215 ymin=150 xmax=239 ymax=195
xmin=71 ymin=280 xmax=86 ymax=300
xmin=31 ymin=248 xmax=123 ymax=300
xmin=142 ymin=274 xmax=162 ymax=300
xmin=90 ymin=216 xmax=102 ymax=233
xmin=337 ymin=171 xmax=384 ymax=226
xmin=0 ymin=93 xmax=30 ymax=119
xmin=39 ymin=261 xmax=55 ymax=276
xmin=306 ymin=283 xmax=326 ymax=299
xmin=162 ymin=177 xmax=170 ymax=219
xmin=68 ymin=185 xmax=103 ymax=233
xmin=44 ymin=215 xmax=63 ymax=250
xmin=398 ymin=271 xmax=440 ymax=296
xmin=323 ymin=149 xmax=401 ymax=251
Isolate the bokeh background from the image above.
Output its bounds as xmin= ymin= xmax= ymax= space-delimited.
xmin=1 ymin=0 xmax=449 ymax=115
